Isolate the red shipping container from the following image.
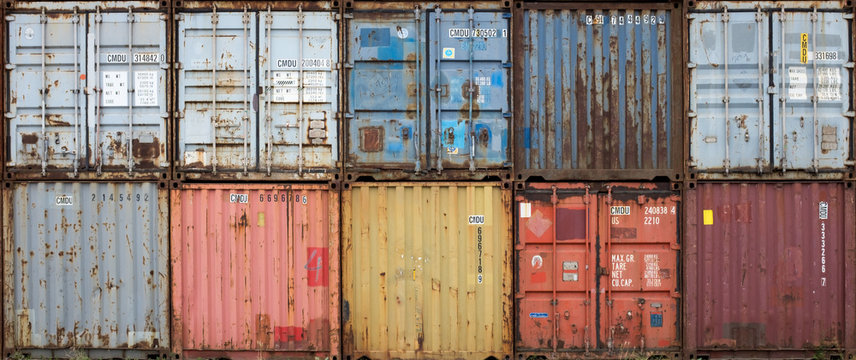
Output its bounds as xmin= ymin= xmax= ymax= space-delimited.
xmin=515 ymin=183 xmax=681 ymax=358
xmin=170 ymin=183 xmax=340 ymax=359
xmin=684 ymin=182 xmax=856 ymax=358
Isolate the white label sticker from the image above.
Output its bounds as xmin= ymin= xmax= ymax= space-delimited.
xmin=275 ymin=58 xmax=331 ymax=69
xmin=442 ymin=47 xmax=455 ymax=59
xmin=230 ymin=193 xmax=248 ymax=203
xmin=788 ymin=66 xmax=807 ymax=100
xmin=520 ymin=203 xmax=531 ymax=218
xmin=610 ymin=206 xmax=631 ymax=216
xmin=303 ymin=72 xmax=327 ymax=87
xmin=134 ymin=71 xmax=158 ymax=106
xmin=272 ymin=72 xmax=327 ymax=103
xmin=468 ymin=215 xmax=485 ymax=225
xmin=816 ymin=67 xmax=841 ymax=102
xmin=812 ymin=51 xmax=839 ymax=61
xmin=133 ymin=52 xmax=161 ymax=63
xmin=105 ymin=53 xmax=128 ymax=63
xmin=819 ymin=201 xmax=829 ymax=220
xmin=396 ymin=27 xmax=409 ymax=39
xmin=55 ymin=195 xmax=73 ymax=206
xmin=102 ymin=71 xmax=128 ymax=107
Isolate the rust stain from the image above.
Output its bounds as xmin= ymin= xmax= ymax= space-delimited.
xmin=359 ymin=127 xmax=384 ymax=153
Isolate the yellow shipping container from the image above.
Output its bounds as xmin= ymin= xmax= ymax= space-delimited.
xmin=342 ymin=182 xmax=513 ymax=360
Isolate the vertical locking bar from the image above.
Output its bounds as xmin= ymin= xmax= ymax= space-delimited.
xmin=40 ymin=8 xmax=47 ymax=176
xmin=467 ymin=8 xmax=475 ymax=172
xmin=414 ymin=7 xmax=422 ymax=172
xmin=298 ymin=5 xmax=305 ymax=176
xmin=435 ymin=7 xmax=443 ymax=173
xmin=605 ymin=186 xmax=614 ymax=352
xmin=811 ymin=8 xmax=819 ymax=172
xmin=780 ymin=7 xmax=788 ymax=172
xmin=210 ymin=6 xmax=219 ymax=173
xmin=583 ymin=185 xmax=591 ymax=354
xmin=95 ymin=6 xmax=103 ymax=174
xmin=127 ymin=7 xmax=135 ymax=173
xmin=756 ymin=8 xmax=765 ymax=174
xmin=72 ymin=7 xmax=80 ymax=176
xmin=265 ymin=8 xmax=273 ymax=175
xmin=722 ymin=7 xmax=730 ymax=174
xmin=550 ymin=186 xmax=558 ymax=355
xmin=242 ymin=7 xmax=249 ymax=174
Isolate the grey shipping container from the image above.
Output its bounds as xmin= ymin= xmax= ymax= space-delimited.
xmin=513 ymin=2 xmax=683 ymax=182
xmin=4 ymin=1 xmax=170 ymax=180
xmin=175 ymin=1 xmax=339 ymax=181
xmin=688 ymin=1 xmax=855 ymax=180
xmin=344 ymin=1 xmax=511 ymax=181
xmin=2 ymin=182 xmax=169 ymax=359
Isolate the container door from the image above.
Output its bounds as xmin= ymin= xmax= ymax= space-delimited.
xmin=516 ymin=187 xmax=596 ymax=352
xmin=428 ymin=10 xmax=509 ymax=170
xmin=771 ymin=10 xmax=851 ymax=172
xmin=259 ymin=11 xmax=338 ymax=175
xmin=87 ymin=11 xmax=168 ymax=171
xmin=6 ymin=13 xmax=86 ymax=172
xmin=346 ymin=12 xmax=427 ymax=169
xmin=689 ymin=10 xmax=771 ymax=172
xmin=177 ymin=11 xmax=257 ymax=172
xmin=599 ymin=188 xmax=680 ymax=352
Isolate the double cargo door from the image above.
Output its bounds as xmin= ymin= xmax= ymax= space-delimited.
xmin=516 ymin=185 xmax=680 ymax=354
xmin=346 ymin=9 xmax=510 ymax=172
xmin=689 ymin=8 xmax=854 ymax=174
xmin=176 ymin=10 xmax=338 ymax=175
xmin=6 ymin=10 xmax=168 ymax=174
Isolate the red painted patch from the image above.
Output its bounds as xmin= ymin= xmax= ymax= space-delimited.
xmin=531 ymin=271 xmax=546 ymax=283
xmin=275 ymin=326 xmax=305 ymax=342
xmin=305 ymin=247 xmax=328 ymax=286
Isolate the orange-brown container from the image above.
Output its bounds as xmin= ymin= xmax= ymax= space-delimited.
xmin=170 ymin=183 xmax=340 ymax=359
xmin=515 ymin=183 xmax=680 ymax=358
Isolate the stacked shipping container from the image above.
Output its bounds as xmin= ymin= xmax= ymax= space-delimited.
xmin=0 ymin=0 xmax=854 ymax=359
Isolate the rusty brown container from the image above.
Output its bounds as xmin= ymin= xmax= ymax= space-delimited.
xmin=170 ymin=182 xmax=340 ymax=359
xmin=684 ymin=182 xmax=856 ymax=358
xmin=342 ymin=182 xmax=514 ymax=360
xmin=515 ymin=182 xmax=681 ymax=359
xmin=512 ymin=2 xmax=684 ymax=182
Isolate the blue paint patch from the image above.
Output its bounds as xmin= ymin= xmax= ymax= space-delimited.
xmin=491 ymin=70 xmax=503 ymax=87
xmin=529 ymin=312 xmax=549 ymax=318
xmin=360 ymin=28 xmax=389 ymax=47
xmin=650 ymin=313 xmax=663 ymax=328
xmin=387 ymin=140 xmax=403 ymax=153
xmin=440 ymin=120 xmax=467 ymax=150
xmin=523 ymin=128 xmax=530 ymax=149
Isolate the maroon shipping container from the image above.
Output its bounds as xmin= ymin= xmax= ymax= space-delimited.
xmin=684 ymin=182 xmax=856 ymax=358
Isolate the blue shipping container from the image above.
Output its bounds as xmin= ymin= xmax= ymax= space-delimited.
xmin=345 ymin=5 xmax=510 ymax=174
xmin=515 ymin=6 xmax=680 ymax=181
xmin=688 ymin=1 xmax=854 ymax=178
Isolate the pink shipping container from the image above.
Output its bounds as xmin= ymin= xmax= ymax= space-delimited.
xmin=170 ymin=183 xmax=340 ymax=359
xmin=684 ymin=182 xmax=856 ymax=359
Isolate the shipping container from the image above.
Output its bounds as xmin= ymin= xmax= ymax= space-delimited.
xmin=170 ymin=182 xmax=340 ymax=359
xmin=513 ymin=2 xmax=683 ymax=182
xmin=175 ymin=1 xmax=339 ymax=181
xmin=342 ymin=182 xmax=513 ymax=359
xmin=2 ymin=181 xmax=169 ymax=359
xmin=4 ymin=1 xmax=170 ymax=180
xmin=684 ymin=182 xmax=856 ymax=358
xmin=515 ymin=182 xmax=680 ymax=358
xmin=687 ymin=1 xmax=855 ymax=180
xmin=343 ymin=1 xmax=511 ymax=180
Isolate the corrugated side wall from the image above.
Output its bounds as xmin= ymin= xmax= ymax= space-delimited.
xmin=685 ymin=182 xmax=856 ymax=356
xmin=342 ymin=182 xmax=513 ymax=359
xmin=2 ymin=182 xmax=169 ymax=354
xmin=515 ymin=6 xmax=680 ymax=181
xmin=170 ymin=184 xmax=340 ymax=358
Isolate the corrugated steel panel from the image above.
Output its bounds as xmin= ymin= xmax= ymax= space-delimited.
xmin=345 ymin=4 xmax=510 ymax=176
xmin=515 ymin=183 xmax=680 ymax=357
xmin=688 ymin=2 xmax=854 ymax=179
xmin=4 ymin=3 xmax=169 ymax=179
xmin=176 ymin=6 xmax=339 ymax=181
xmin=514 ymin=4 xmax=682 ymax=181
xmin=342 ymin=182 xmax=513 ymax=359
xmin=170 ymin=183 xmax=340 ymax=359
xmin=684 ymin=182 xmax=856 ymax=357
xmin=2 ymin=182 xmax=169 ymax=357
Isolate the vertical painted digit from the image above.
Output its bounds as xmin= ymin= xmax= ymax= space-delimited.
xmin=305 ymin=247 xmax=329 ymax=286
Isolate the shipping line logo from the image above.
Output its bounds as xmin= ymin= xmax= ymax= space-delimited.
xmin=230 ymin=193 xmax=249 ymax=203
xmin=610 ymin=206 xmax=631 ymax=215
xmin=55 ymin=195 xmax=73 ymax=206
